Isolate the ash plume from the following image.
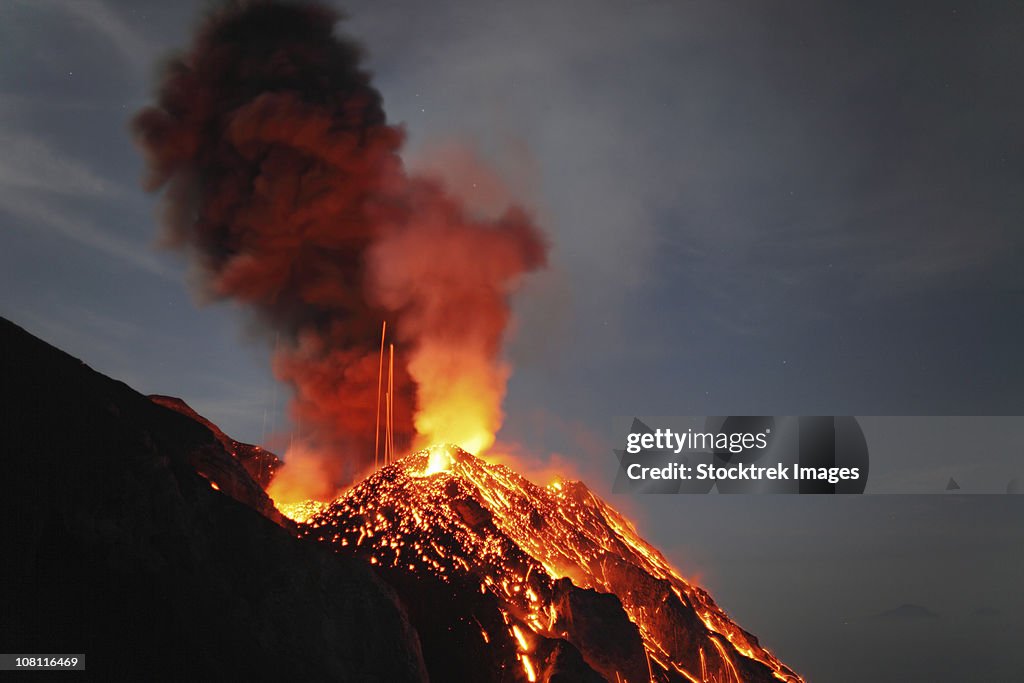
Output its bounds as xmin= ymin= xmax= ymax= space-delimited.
xmin=133 ymin=0 xmax=547 ymax=499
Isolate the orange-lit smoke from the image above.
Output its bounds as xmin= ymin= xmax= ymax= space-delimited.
xmin=368 ymin=185 xmax=544 ymax=455
xmin=133 ymin=1 xmax=546 ymax=497
xmin=266 ymin=441 xmax=340 ymax=504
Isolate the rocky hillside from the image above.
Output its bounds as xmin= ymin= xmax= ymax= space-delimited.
xmin=299 ymin=444 xmax=803 ymax=683
xmin=0 ymin=316 xmax=427 ymax=681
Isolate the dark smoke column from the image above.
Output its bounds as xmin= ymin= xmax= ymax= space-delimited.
xmin=133 ymin=1 xmax=547 ymax=499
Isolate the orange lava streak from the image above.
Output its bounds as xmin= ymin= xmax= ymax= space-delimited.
xmin=281 ymin=445 xmax=804 ymax=683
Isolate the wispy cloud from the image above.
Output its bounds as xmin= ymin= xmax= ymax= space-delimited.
xmin=0 ymin=191 xmax=173 ymax=278
xmin=0 ymin=92 xmax=133 ymax=115
xmin=0 ymin=132 xmax=126 ymax=198
xmin=22 ymin=0 xmax=154 ymax=69
xmin=0 ymin=129 xmax=172 ymax=278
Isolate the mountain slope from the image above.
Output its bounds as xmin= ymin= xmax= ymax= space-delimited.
xmin=0 ymin=316 xmax=427 ymax=681
xmin=299 ymin=444 xmax=802 ymax=683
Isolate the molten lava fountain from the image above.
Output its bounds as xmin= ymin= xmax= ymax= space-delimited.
xmin=281 ymin=445 xmax=803 ymax=683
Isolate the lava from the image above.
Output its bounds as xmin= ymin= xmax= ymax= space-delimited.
xmin=281 ymin=445 xmax=803 ymax=683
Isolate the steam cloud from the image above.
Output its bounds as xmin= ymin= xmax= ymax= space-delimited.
xmin=133 ymin=0 xmax=547 ymax=499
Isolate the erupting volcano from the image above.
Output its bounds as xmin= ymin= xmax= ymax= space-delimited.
xmin=280 ymin=445 xmax=803 ymax=683
xmin=133 ymin=0 xmax=546 ymax=501
xmin=1 ymin=315 xmax=806 ymax=682
xmin=123 ymin=2 xmax=806 ymax=680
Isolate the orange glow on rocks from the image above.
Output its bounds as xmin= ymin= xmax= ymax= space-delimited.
xmin=281 ymin=445 xmax=804 ymax=683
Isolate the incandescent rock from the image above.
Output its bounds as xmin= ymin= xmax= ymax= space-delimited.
xmin=298 ymin=445 xmax=804 ymax=683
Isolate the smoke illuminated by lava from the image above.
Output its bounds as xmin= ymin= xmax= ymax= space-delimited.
xmin=368 ymin=198 xmax=544 ymax=456
xmin=133 ymin=1 xmax=546 ymax=499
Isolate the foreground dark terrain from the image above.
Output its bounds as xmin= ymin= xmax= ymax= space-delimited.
xmin=0 ymin=317 xmax=426 ymax=681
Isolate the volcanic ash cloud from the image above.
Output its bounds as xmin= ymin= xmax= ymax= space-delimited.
xmin=133 ymin=0 xmax=547 ymax=498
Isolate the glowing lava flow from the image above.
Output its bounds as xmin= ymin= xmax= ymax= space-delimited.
xmin=282 ymin=445 xmax=803 ymax=683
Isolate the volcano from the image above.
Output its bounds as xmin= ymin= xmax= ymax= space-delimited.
xmin=290 ymin=445 xmax=803 ymax=683
xmin=0 ymin=315 xmax=802 ymax=682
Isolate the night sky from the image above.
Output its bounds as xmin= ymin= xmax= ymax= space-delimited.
xmin=2 ymin=2 xmax=1022 ymax=681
